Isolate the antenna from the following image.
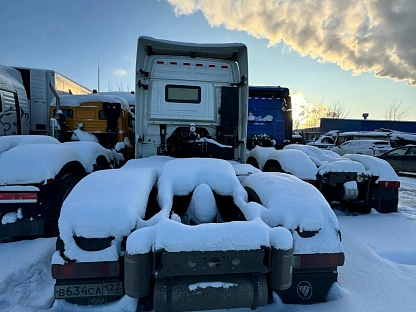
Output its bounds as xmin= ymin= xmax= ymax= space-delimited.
xmin=98 ymin=61 xmax=100 ymax=92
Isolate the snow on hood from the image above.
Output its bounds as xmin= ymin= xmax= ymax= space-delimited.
xmin=50 ymin=94 xmax=130 ymax=110
xmin=0 ymin=144 xmax=82 ymax=185
xmin=318 ymin=159 xmax=367 ymax=176
xmin=71 ymin=129 xmax=100 ymax=143
xmin=242 ymin=172 xmax=343 ymax=254
xmin=58 ymin=168 xmax=158 ymax=262
xmin=265 ymin=149 xmax=318 ymax=180
xmin=121 ymin=156 xmax=173 ymax=177
xmin=322 ymin=149 xmax=341 ymax=158
xmin=343 ymin=154 xmax=399 ymax=183
xmin=156 ymin=158 xmax=247 ymax=215
xmin=247 ymin=146 xmax=276 ymax=169
xmin=127 ymin=218 xmax=293 ymax=254
xmin=63 ymin=141 xmax=124 ymax=172
xmin=0 ymin=135 xmax=59 ymax=155
xmin=284 ymin=144 xmax=340 ymax=162
xmin=230 ymin=163 xmax=262 ymax=183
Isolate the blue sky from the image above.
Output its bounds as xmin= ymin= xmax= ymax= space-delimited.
xmin=1 ymin=0 xmax=415 ymax=121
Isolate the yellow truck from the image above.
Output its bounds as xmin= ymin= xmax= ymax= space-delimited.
xmin=49 ymin=93 xmax=135 ymax=159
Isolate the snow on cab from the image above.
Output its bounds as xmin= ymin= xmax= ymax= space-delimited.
xmin=247 ymin=144 xmax=400 ymax=214
xmin=0 ymin=136 xmax=123 ymax=240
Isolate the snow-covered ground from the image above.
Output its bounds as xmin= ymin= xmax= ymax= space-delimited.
xmin=0 ymin=176 xmax=415 ymax=312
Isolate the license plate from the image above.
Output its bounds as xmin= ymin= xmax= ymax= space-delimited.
xmin=55 ymin=282 xmax=123 ymax=299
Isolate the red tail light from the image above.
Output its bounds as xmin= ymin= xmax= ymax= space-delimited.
xmin=156 ymin=61 xmax=164 ymax=64
xmin=52 ymin=261 xmax=120 ymax=280
xmin=294 ymin=253 xmax=345 ymax=269
xmin=0 ymin=193 xmax=38 ymax=203
xmin=305 ymin=180 xmax=316 ymax=186
xmin=379 ymin=181 xmax=400 ymax=189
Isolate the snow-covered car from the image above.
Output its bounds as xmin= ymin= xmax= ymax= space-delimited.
xmin=247 ymin=145 xmax=401 ymax=214
xmin=307 ymin=135 xmax=335 ymax=149
xmin=331 ymin=139 xmax=392 ymax=156
xmin=0 ymin=136 xmax=124 ymax=240
xmin=51 ymin=158 xmax=345 ymax=309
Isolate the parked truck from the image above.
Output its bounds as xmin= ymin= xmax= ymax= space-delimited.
xmin=0 ymin=66 xmax=124 ymax=241
xmin=51 ymin=36 xmax=345 ymax=311
xmin=247 ymin=86 xmax=292 ymax=149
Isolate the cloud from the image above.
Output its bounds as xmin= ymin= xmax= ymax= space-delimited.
xmin=166 ymin=0 xmax=416 ymax=86
xmin=113 ymin=68 xmax=128 ymax=78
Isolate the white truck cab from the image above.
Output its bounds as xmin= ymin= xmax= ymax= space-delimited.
xmin=135 ymin=36 xmax=248 ymax=162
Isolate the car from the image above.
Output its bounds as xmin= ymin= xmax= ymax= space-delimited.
xmin=377 ymin=145 xmax=416 ymax=173
xmin=331 ymin=139 xmax=392 ymax=156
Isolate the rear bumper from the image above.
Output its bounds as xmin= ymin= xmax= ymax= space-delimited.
xmin=0 ymin=219 xmax=45 ymax=237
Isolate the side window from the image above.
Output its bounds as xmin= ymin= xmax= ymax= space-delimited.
xmin=387 ymin=148 xmax=408 ymax=156
xmin=341 ymin=142 xmax=351 ymax=148
xmin=99 ymin=110 xmax=106 ymax=120
xmin=406 ymin=147 xmax=416 ymax=155
xmin=53 ymin=109 xmax=73 ymax=119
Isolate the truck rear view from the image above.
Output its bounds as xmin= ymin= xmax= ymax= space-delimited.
xmin=135 ymin=36 xmax=248 ymax=162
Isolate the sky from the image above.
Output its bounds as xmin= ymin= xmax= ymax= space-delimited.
xmin=0 ymin=0 xmax=415 ymax=122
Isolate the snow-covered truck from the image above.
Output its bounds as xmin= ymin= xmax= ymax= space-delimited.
xmin=247 ymin=144 xmax=401 ymax=214
xmin=51 ymin=36 xmax=345 ymax=310
xmin=49 ymin=93 xmax=135 ymax=159
xmin=0 ymin=135 xmax=124 ymax=240
xmin=12 ymin=66 xmax=91 ymax=135
xmin=0 ymin=67 xmax=125 ymax=240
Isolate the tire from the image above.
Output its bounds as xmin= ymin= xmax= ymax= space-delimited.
xmin=45 ymin=173 xmax=81 ymax=237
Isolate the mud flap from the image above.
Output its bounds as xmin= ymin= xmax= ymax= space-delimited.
xmin=276 ymin=269 xmax=338 ymax=304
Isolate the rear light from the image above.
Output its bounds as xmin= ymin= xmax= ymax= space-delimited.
xmin=378 ymin=181 xmax=400 ymax=189
xmin=170 ymin=61 xmax=177 ymax=65
xmin=196 ymin=63 xmax=203 ymax=67
xmin=183 ymin=62 xmax=190 ymax=66
xmin=51 ymin=261 xmax=120 ymax=280
xmin=305 ymin=180 xmax=316 ymax=186
xmin=209 ymin=64 xmax=216 ymax=68
xmin=294 ymin=252 xmax=345 ymax=268
xmin=0 ymin=193 xmax=38 ymax=203
xmin=156 ymin=61 xmax=164 ymax=64
xmin=221 ymin=65 xmax=228 ymax=68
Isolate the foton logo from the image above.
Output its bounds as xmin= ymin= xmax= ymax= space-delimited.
xmin=297 ymin=281 xmax=313 ymax=300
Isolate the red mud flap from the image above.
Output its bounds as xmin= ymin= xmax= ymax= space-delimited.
xmin=276 ymin=252 xmax=344 ymax=304
xmin=370 ymin=181 xmax=400 ymax=213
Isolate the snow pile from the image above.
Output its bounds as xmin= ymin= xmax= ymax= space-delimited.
xmin=343 ymin=154 xmax=399 ymax=182
xmin=318 ymin=160 xmax=367 ymax=175
xmin=98 ymin=92 xmax=135 ymax=106
xmin=58 ymin=168 xmax=158 ymax=262
xmin=242 ymin=172 xmax=342 ymax=254
xmin=71 ymin=129 xmax=100 ymax=143
xmin=0 ymin=237 xmax=56 ymax=312
xmin=127 ymin=218 xmax=287 ymax=254
xmin=322 ymin=150 xmax=341 ymax=158
xmin=63 ymin=141 xmax=124 ymax=172
xmin=265 ymin=149 xmax=318 ymax=180
xmin=247 ymin=146 xmax=276 ymax=169
xmin=0 ymin=135 xmax=59 ymax=155
xmin=1 ymin=208 xmax=23 ymax=225
xmin=0 ymin=144 xmax=82 ymax=185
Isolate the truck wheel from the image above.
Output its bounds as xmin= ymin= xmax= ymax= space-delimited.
xmin=45 ymin=173 xmax=81 ymax=237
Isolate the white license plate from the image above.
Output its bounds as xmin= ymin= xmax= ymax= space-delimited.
xmin=55 ymin=282 xmax=123 ymax=299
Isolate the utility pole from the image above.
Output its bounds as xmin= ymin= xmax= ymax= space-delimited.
xmin=98 ymin=61 xmax=100 ymax=92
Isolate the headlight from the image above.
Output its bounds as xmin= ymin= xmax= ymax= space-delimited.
xmin=356 ymin=175 xmax=364 ymax=183
xmin=78 ymin=122 xmax=84 ymax=129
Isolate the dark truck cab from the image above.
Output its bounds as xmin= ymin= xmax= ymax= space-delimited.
xmin=247 ymin=86 xmax=292 ymax=149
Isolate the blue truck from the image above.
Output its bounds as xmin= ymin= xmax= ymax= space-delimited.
xmin=247 ymin=86 xmax=293 ymax=149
